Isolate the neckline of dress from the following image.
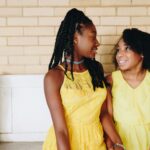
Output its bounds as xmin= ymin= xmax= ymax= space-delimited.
xmin=119 ymin=70 xmax=148 ymax=90
xmin=58 ymin=64 xmax=88 ymax=74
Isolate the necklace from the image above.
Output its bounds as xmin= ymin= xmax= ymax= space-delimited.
xmin=66 ymin=59 xmax=84 ymax=64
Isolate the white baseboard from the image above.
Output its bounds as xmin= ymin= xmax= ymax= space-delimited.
xmin=0 ymin=132 xmax=47 ymax=142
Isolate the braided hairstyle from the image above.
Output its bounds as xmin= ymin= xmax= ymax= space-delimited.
xmin=49 ymin=8 xmax=107 ymax=90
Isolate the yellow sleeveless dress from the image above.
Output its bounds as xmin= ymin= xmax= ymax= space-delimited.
xmin=43 ymin=65 xmax=107 ymax=150
xmin=112 ymin=70 xmax=150 ymax=150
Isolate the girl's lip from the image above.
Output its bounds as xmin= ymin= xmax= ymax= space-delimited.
xmin=117 ymin=60 xmax=127 ymax=65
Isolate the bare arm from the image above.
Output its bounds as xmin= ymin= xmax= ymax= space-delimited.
xmin=44 ymin=69 xmax=71 ymax=150
xmin=100 ymin=89 xmax=124 ymax=150
xmin=106 ymin=74 xmax=113 ymax=117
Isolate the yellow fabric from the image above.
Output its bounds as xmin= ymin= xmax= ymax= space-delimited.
xmin=43 ymin=65 xmax=107 ymax=150
xmin=112 ymin=70 xmax=150 ymax=150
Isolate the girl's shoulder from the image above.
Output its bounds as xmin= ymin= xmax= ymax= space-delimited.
xmin=106 ymin=74 xmax=113 ymax=87
xmin=44 ymin=66 xmax=64 ymax=90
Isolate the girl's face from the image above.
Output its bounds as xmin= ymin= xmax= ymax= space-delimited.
xmin=74 ymin=24 xmax=100 ymax=59
xmin=116 ymin=39 xmax=143 ymax=71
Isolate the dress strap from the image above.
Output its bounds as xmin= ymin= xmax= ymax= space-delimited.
xmin=58 ymin=64 xmax=65 ymax=71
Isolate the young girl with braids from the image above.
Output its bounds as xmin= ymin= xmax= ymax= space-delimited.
xmin=43 ymin=8 xmax=124 ymax=150
xmin=107 ymin=28 xmax=150 ymax=150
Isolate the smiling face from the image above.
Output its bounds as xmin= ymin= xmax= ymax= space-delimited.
xmin=116 ymin=38 xmax=144 ymax=71
xmin=73 ymin=24 xmax=100 ymax=59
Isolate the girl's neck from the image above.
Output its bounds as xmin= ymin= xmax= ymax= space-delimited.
xmin=66 ymin=58 xmax=84 ymax=65
xmin=121 ymin=68 xmax=146 ymax=80
xmin=64 ymin=57 xmax=87 ymax=72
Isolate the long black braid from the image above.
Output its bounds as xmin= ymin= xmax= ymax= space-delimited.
xmin=49 ymin=8 xmax=107 ymax=90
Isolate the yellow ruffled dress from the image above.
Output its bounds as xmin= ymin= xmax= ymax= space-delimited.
xmin=112 ymin=70 xmax=150 ymax=150
xmin=43 ymin=65 xmax=107 ymax=150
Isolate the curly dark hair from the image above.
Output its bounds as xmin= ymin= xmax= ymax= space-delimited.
xmin=48 ymin=8 xmax=107 ymax=90
xmin=113 ymin=28 xmax=150 ymax=70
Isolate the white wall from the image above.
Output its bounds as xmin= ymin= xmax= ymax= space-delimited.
xmin=0 ymin=75 xmax=52 ymax=142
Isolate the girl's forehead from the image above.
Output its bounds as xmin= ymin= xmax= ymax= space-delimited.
xmin=84 ymin=25 xmax=96 ymax=34
xmin=118 ymin=38 xmax=127 ymax=46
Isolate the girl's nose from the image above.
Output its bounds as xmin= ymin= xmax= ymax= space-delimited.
xmin=96 ymin=39 xmax=100 ymax=47
xmin=117 ymin=49 xmax=125 ymax=57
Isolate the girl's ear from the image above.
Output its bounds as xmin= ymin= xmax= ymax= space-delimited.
xmin=73 ymin=32 xmax=78 ymax=44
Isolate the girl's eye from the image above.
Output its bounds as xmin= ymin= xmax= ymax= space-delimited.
xmin=116 ymin=48 xmax=119 ymax=52
xmin=125 ymin=46 xmax=131 ymax=51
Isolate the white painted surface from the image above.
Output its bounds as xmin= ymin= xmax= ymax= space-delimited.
xmin=0 ymin=75 xmax=52 ymax=142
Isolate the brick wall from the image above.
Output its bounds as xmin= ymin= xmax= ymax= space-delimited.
xmin=0 ymin=0 xmax=150 ymax=74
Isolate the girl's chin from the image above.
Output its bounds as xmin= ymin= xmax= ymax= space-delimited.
xmin=118 ymin=65 xmax=128 ymax=71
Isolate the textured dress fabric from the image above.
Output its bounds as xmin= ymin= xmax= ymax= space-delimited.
xmin=112 ymin=70 xmax=150 ymax=150
xmin=43 ymin=65 xmax=107 ymax=150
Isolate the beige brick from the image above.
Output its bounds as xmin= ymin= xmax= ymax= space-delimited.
xmin=116 ymin=26 xmax=130 ymax=35
xmin=101 ymin=36 xmax=120 ymax=44
xmin=0 ymin=8 xmax=22 ymax=16
xmin=40 ymin=56 xmax=51 ymax=65
xmin=117 ymin=26 xmax=147 ymax=35
xmin=39 ymin=17 xmax=63 ymax=26
xmin=95 ymin=54 xmax=101 ymax=62
xmin=100 ymin=55 xmax=113 ymax=63
xmin=0 ymin=65 xmax=25 ymax=75
xmin=89 ymin=17 xmax=100 ymax=25
xmin=147 ymin=27 xmax=150 ymax=32
xmin=86 ymin=7 xmax=115 ymax=16
xmin=39 ymin=0 xmax=69 ymax=6
xmin=54 ymin=7 xmax=84 ymax=16
xmin=97 ymin=26 xmax=116 ymax=35
xmin=24 ymin=27 xmax=54 ymax=36
xmin=0 ymin=0 xmax=5 ymax=6
xmin=117 ymin=7 xmax=147 ymax=16
xmin=7 ymin=0 xmax=37 ymax=6
xmin=8 ymin=37 xmax=38 ymax=46
xmin=0 ymin=27 xmax=23 ymax=36
xmin=101 ymin=17 xmax=130 ymax=25
xmin=132 ymin=26 xmax=147 ymax=32
xmin=39 ymin=37 xmax=55 ymax=46
xmin=25 ymin=65 xmax=48 ymax=74
xmin=0 ymin=46 xmax=23 ymax=55
xmin=132 ymin=17 xmax=150 ymax=25
xmin=0 ymin=37 xmax=7 ymax=46
xmin=54 ymin=26 xmax=60 ymax=35
xmin=103 ymin=64 xmax=115 ymax=74
xmin=0 ymin=56 xmax=8 ymax=65
xmin=148 ymin=7 xmax=150 ymax=15
xmin=135 ymin=26 xmax=147 ymax=32
xmin=70 ymin=0 xmax=100 ymax=6
xmin=9 ymin=56 xmax=39 ymax=65
xmin=0 ymin=18 xmax=6 ymax=26
xmin=132 ymin=0 xmax=150 ymax=5
xmin=23 ymin=8 xmax=54 ymax=16
xmin=7 ymin=17 xmax=38 ymax=26
xmin=23 ymin=46 xmax=53 ymax=55
xmin=101 ymin=0 xmax=131 ymax=6
xmin=97 ymin=45 xmax=114 ymax=54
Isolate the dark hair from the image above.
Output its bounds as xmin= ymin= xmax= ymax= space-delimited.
xmin=114 ymin=28 xmax=150 ymax=70
xmin=48 ymin=8 xmax=107 ymax=90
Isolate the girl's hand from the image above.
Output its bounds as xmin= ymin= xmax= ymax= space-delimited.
xmin=105 ymin=136 xmax=114 ymax=150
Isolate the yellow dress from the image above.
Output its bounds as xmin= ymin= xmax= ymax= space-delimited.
xmin=43 ymin=65 xmax=107 ymax=150
xmin=112 ymin=70 xmax=150 ymax=150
